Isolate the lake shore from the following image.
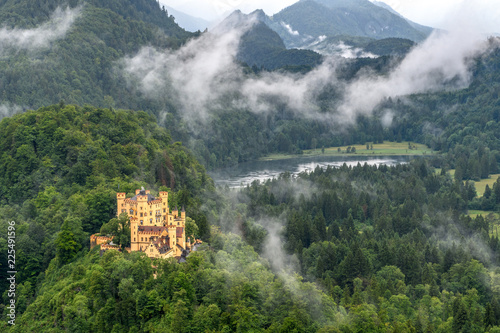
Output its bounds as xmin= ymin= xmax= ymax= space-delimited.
xmin=211 ymin=154 xmax=413 ymax=188
xmin=259 ymin=141 xmax=434 ymax=161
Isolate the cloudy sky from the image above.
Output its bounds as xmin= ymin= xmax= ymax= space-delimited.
xmin=161 ymin=0 xmax=500 ymax=32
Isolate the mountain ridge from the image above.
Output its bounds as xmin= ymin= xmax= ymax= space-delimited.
xmin=265 ymin=0 xmax=432 ymax=49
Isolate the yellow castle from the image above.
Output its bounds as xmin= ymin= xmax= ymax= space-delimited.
xmin=91 ymin=188 xmax=191 ymax=259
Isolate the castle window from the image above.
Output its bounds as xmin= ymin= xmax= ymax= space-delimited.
xmin=140 ymin=213 xmax=143 ymax=217
xmin=141 ymin=238 xmax=143 ymax=241
xmin=130 ymin=209 xmax=133 ymax=214
xmin=134 ymin=238 xmax=136 ymax=241
xmin=140 ymin=220 xmax=143 ymax=225
xmin=163 ymin=209 xmax=166 ymax=213
xmin=150 ymin=212 xmax=152 ymax=216
xmin=150 ymin=219 xmax=153 ymax=223
xmin=177 ymin=222 xmax=179 ymax=226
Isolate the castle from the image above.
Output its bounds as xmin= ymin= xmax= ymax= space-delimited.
xmin=91 ymin=188 xmax=192 ymax=259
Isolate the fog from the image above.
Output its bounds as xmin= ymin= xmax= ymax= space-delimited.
xmin=0 ymin=103 xmax=22 ymax=121
xmin=122 ymin=10 xmax=495 ymax=128
xmin=0 ymin=7 xmax=81 ymax=53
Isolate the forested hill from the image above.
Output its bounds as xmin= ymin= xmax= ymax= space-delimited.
xmin=0 ymin=104 xmax=213 ymax=316
xmin=0 ymin=0 xmax=187 ymax=35
xmin=0 ymin=0 xmax=192 ymax=110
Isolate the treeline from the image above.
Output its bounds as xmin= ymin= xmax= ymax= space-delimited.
xmin=0 ymin=104 xmax=213 ymax=311
xmin=217 ymin=160 xmax=500 ymax=331
xmin=3 ymin=234 xmax=342 ymax=332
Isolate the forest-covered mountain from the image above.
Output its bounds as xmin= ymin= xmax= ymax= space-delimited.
xmin=225 ymin=10 xmax=323 ymax=70
xmin=0 ymin=0 xmax=192 ymax=110
xmin=0 ymin=0 xmax=498 ymax=176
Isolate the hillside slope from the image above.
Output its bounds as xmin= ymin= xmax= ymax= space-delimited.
xmin=0 ymin=0 xmax=192 ymax=110
xmin=0 ymin=104 xmax=212 ymax=307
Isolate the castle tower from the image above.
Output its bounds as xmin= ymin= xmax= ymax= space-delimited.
xmin=159 ymin=191 xmax=169 ymax=225
xmin=181 ymin=206 xmax=186 ymax=227
xmin=117 ymin=192 xmax=126 ymax=217
xmin=168 ymin=223 xmax=177 ymax=254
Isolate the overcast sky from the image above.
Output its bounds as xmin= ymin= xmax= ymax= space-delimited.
xmin=161 ymin=0 xmax=500 ymax=33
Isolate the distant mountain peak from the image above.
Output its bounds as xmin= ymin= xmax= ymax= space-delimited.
xmin=266 ymin=0 xmax=432 ymax=50
xmin=164 ymin=5 xmax=210 ymax=32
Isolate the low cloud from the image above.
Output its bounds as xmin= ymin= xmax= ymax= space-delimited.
xmin=0 ymin=7 xmax=82 ymax=53
xmin=281 ymin=21 xmax=299 ymax=36
xmin=337 ymin=28 xmax=492 ymax=123
xmin=311 ymin=40 xmax=378 ymax=58
xmin=122 ymin=15 xmax=254 ymax=123
xmin=122 ymin=12 xmax=495 ymax=127
xmin=0 ymin=103 xmax=23 ymax=121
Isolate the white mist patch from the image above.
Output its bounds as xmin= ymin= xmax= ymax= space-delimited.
xmin=0 ymin=103 xmax=23 ymax=121
xmin=334 ymin=41 xmax=377 ymax=59
xmin=122 ymin=15 xmax=257 ymax=122
xmin=240 ymin=56 xmax=341 ymax=117
xmin=0 ymin=7 xmax=81 ymax=53
xmin=337 ymin=28 xmax=491 ymax=123
xmin=381 ymin=109 xmax=394 ymax=128
xmin=260 ymin=218 xmax=299 ymax=272
xmin=281 ymin=21 xmax=300 ymax=36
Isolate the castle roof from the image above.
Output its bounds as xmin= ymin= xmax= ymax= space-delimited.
xmin=138 ymin=226 xmax=167 ymax=233
xmin=130 ymin=190 xmax=157 ymax=202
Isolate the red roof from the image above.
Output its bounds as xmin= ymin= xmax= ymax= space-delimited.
xmin=138 ymin=226 xmax=166 ymax=233
xmin=176 ymin=227 xmax=184 ymax=238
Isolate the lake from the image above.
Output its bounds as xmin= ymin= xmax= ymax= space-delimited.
xmin=209 ymin=155 xmax=413 ymax=188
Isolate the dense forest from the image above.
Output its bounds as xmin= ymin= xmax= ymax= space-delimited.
xmin=211 ymin=160 xmax=500 ymax=332
xmin=0 ymin=104 xmax=212 ymax=318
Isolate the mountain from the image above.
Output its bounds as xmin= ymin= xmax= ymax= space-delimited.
xmin=165 ymin=5 xmax=210 ymax=32
xmin=221 ymin=10 xmax=323 ymax=71
xmin=266 ymin=0 xmax=432 ymax=49
xmin=0 ymin=0 xmax=192 ymax=110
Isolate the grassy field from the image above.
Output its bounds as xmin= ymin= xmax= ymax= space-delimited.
xmin=260 ymin=141 xmax=433 ymax=161
xmin=468 ymin=210 xmax=500 ymax=236
xmin=471 ymin=174 xmax=500 ymax=196
xmin=437 ymin=171 xmax=500 ymax=197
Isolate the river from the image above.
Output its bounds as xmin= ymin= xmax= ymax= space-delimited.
xmin=209 ymin=155 xmax=413 ymax=188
